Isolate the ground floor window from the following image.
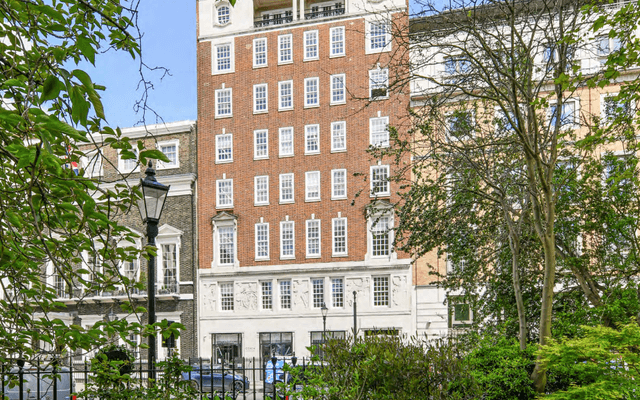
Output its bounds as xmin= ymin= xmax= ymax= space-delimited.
xmin=212 ymin=333 xmax=242 ymax=364
xmin=259 ymin=332 xmax=293 ymax=362
xmin=363 ymin=328 xmax=400 ymax=337
xmin=310 ymin=331 xmax=346 ymax=357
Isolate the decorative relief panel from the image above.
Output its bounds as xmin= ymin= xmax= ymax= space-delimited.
xmin=293 ymin=279 xmax=309 ymax=309
xmin=392 ymin=275 xmax=408 ymax=307
xmin=201 ymin=282 xmax=217 ymax=316
xmin=346 ymin=277 xmax=370 ymax=307
xmin=236 ymin=282 xmax=258 ymax=310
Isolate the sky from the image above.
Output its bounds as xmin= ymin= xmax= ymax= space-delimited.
xmin=87 ymin=1 xmax=197 ymax=129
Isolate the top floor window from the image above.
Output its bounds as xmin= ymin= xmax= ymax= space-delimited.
xmin=254 ymin=38 xmax=267 ymax=67
xmin=597 ymin=35 xmax=621 ymax=58
xmin=279 ymin=34 xmax=293 ymax=64
xmin=368 ymin=21 xmax=390 ymax=53
xmin=217 ymin=5 xmax=230 ymax=25
xmin=304 ymin=31 xmax=319 ymax=61
xmin=446 ymin=110 xmax=475 ymax=141
xmin=158 ymin=140 xmax=179 ymax=169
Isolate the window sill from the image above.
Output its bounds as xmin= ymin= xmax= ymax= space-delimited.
xmin=305 ymin=198 xmax=321 ymax=202
xmin=304 ymin=104 xmax=320 ymax=109
xmin=331 ymin=148 xmax=347 ymax=153
xmin=280 ymin=256 xmax=295 ymax=260
xmin=305 ymin=151 xmax=320 ymax=156
xmin=253 ymin=110 xmax=268 ymax=115
xmin=332 ymin=253 xmax=349 ymax=258
xmin=279 ymin=107 xmax=294 ymax=112
xmin=303 ymin=57 xmax=319 ymax=62
xmin=215 ymin=114 xmax=233 ymax=119
xmin=306 ymin=255 xmax=321 ymax=259
xmin=215 ymin=159 xmax=234 ymax=164
xmin=255 ymin=258 xmax=270 ymax=262
xmin=279 ymin=154 xmax=294 ymax=158
xmin=330 ymin=53 xmax=345 ymax=58
xmin=279 ymin=60 xmax=293 ymax=66
xmin=157 ymin=164 xmax=180 ymax=171
xmin=331 ymin=196 xmax=347 ymax=201
xmin=279 ymin=200 xmax=294 ymax=204
xmin=370 ymin=193 xmax=390 ymax=198
xmin=216 ymin=205 xmax=234 ymax=209
xmin=369 ymin=96 xmax=389 ymax=101
xmin=253 ymin=64 xmax=268 ymax=69
xmin=254 ymin=156 xmax=269 ymax=161
xmin=213 ymin=69 xmax=235 ymax=75
xmin=330 ymin=101 xmax=346 ymax=106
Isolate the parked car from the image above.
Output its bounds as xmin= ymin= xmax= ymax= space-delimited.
xmin=181 ymin=364 xmax=249 ymax=398
xmin=3 ymin=366 xmax=74 ymax=400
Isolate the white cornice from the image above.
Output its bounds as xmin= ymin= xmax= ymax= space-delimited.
xmin=90 ymin=120 xmax=196 ymax=142
xmin=96 ymin=173 xmax=196 ymax=197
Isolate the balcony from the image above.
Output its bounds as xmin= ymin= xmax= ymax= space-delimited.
xmin=254 ymin=3 xmax=344 ymax=28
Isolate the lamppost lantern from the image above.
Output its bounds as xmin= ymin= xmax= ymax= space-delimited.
xmin=321 ymin=302 xmax=328 ymax=319
xmin=137 ymin=161 xmax=170 ymax=383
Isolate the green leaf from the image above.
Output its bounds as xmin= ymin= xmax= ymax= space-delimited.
xmin=41 ymin=75 xmax=61 ymax=102
xmin=76 ymin=35 xmax=96 ymax=65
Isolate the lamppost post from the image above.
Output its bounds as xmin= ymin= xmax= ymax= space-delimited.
xmin=353 ymin=291 xmax=357 ymax=336
xmin=137 ymin=162 xmax=170 ymax=383
xmin=321 ymin=302 xmax=328 ymax=359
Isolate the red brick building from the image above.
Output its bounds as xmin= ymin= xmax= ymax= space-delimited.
xmin=196 ymin=0 xmax=412 ymax=362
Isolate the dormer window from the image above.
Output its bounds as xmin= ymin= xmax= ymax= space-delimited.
xmin=217 ymin=4 xmax=230 ymax=25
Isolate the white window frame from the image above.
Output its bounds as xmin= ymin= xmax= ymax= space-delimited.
xmin=331 ymin=169 xmax=347 ymax=200
xmin=600 ymin=93 xmax=632 ymax=125
xmin=370 ymin=116 xmax=389 ymax=147
xmin=445 ymin=110 xmax=476 ymax=142
xmin=253 ymin=37 xmax=267 ymax=68
xmin=278 ymin=34 xmax=293 ymax=64
xmin=305 ymin=171 xmax=320 ymax=201
xmin=215 ymin=3 xmax=231 ymax=25
xmin=220 ymin=282 xmax=234 ymax=310
xmin=118 ymin=148 xmax=139 ymax=173
xmin=213 ymin=42 xmax=234 ymax=74
xmin=280 ymin=221 xmax=295 ymax=260
xmin=330 ymin=26 xmax=345 ymax=57
xmin=331 ymin=121 xmax=346 ymax=152
xmin=306 ymin=219 xmax=321 ymax=258
xmin=215 ymin=133 xmax=233 ymax=163
xmin=212 ymin=213 xmax=238 ymax=268
xmin=330 ymin=74 xmax=346 ymax=105
xmin=366 ymin=20 xmax=391 ymax=54
xmin=81 ymin=149 xmax=103 ymax=178
xmin=279 ymin=280 xmax=292 ymax=309
xmin=305 ymin=124 xmax=320 ymax=155
xmin=279 ymin=173 xmax=294 ymax=204
xmin=370 ymin=165 xmax=390 ymax=197
xmin=304 ymin=30 xmax=319 ymax=61
xmin=372 ymin=276 xmax=390 ymax=306
xmin=332 ymin=217 xmax=348 ymax=256
xmin=254 ymin=129 xmax=269 ymax=160
xmin=156 ymin=225 xmax=183 ymax=295
xmin=255 ymin=223 xmax=270 ymax=260
xmin=157 ymin=139 xmax=180 ymax=170
xmin=367 ymin=206 xmax=394 ymax=260
xmin=216 ymin=178 xmax=234 ymax=208
xmin=261 ymin=280 xmax=273 ymax=309
xmin=279 ymin=127 xmax=294 ymax=157
xmin=331 ymin=278 xmax=344 ymax=308
xmin=549 ymin=99 xmax=579 ymax=130
xmin=279 ymin=81 xmax=293 ymax=111
xmin=215 ymin=87 xmax=233 ymax=118
xmin=253 ymin=83 xmax=268 ymax=114
xmin=312 ymin=278 xmax=324 ymax=307
xmin=254 ymin=175 xmax=269 ymax=205
xmin=369 ymin=68 xmax=389 ymax=100
xmin=304 ymin=77 xmax=319 ymax=108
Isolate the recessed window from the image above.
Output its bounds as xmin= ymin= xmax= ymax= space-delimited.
xmin=279 ymin=81 xmax=293 ymax=111
xmin=312 ymin=278 xmax=324 ymax=307
xmin=332 ymin=278 xmax=344 ymax=307
xmin=444 ymin=56 xmax=470 ymax=82
xmin=373 ymin=276 xmax=389 ymax=306
xmin=219 ymin=227 xmax=236 ymax=265
xmin=261 ymin=281 xmax=273 ymax=309
xmin=330 ymin=26 xmax=345 ymax=57
xmin=369 ymin=68 xmax=388 ymax=99
xmin=160 ymin=243 xmax=178 ymax=293
xmin=307 ymin=219 xmax=321 ymax=258
xmin=254 ymin=175 xmax=269 ymax=205
xmin=305 ymin=124 xmax=320 ymax=154
xmin=304 ymin=30 xmax=319 ymax=61
xmin=371 ymin=216 xmax=391 ymax=257
xmin=220 ymin=282 xmax=234 ymax=310
xmin=601 ymin=93 xmax=630 ymax=125
xmin=280 ymin=221 xmax=295 ymax=259
xmin=254 ymin=84 xmax=268 ymax=113
xmin=279 ymin=173 xmax=294 ymax=203
xmin=254 ymin=38 xmax=267 ymax=67
xmin=550 ymin=100 xmax=578 ymax=130
xmin=216 ymin=178 xmax=233 ymax=208
xmin=305 ymin=171 xmax=320 ymax=201
xmin=370 ymin=165 xmax=390 ymax=196
xmin=331 ymin=121 xmax=346 ymax=152
xmin=216 ymin=133 xmax=233 ymax=163
xmin=81 ymin=149 xmax=103 ymax=178
xmin=158 ymin=140 xmax=179 ymax=169
xmin=332 ymin=218 xmax=347 ymax=256
xmin=330 ymin=74 xmax=346 ymax=104
xmin=304 ymin=77 xmax=319 ymax=107
xmin=597 ymin=35 xmax=621 ymax=59
xmin=280 ymin=280 xmax=292 ymax=308
xmin=368 ymin=21 xmax=390 ymax=53
xmin=446 ymin=110 xmax=475 ymax=141
xmin=332 ymin=169 xmax=347 ymax=199
xmin=279 ymin=34 xmax=293 ymax=64
xmin=217 ymin=5 xmax=230 ymax=25
xmin=255 ymin=223 xmax=270 ymax=260
xmin=279 ymin=127 xmax=294 ymax=157
xmin=214 ymin=43 xmax=233 ymax=73
xmin=118 ymin=148 xmax=138 ymax=173
xmin=254 ymin=129 xmax=268 ymax=159
xmin=215 ymin=88 xmax=232 ymax=118
xmin=370 ymin=116 xmax=389 ymax=147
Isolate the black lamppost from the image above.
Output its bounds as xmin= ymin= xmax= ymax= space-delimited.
xmin=321 ymin=302 xmax=328 ymax=338
xmin=137 ymin=162 xmax=170 ymax=382
xmin=353 ymin=291 xmax=357 ymax=335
